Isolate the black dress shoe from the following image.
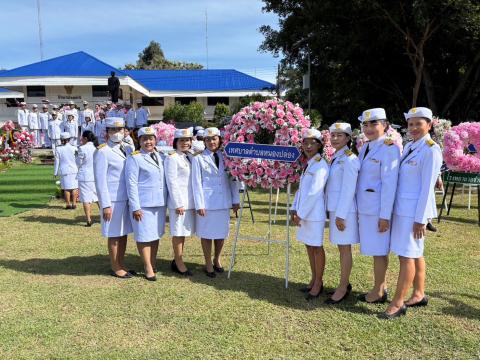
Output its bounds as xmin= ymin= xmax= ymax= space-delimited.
xmin=65 ymin=205 xmax=71 ymax=210
xmin=379 ymin=305 xmax=407 ymax=319
xmin=406 ymin=297 xmax=428 ymax=307
xmin=426 ymin=222 xmax=437 ymax=232
xmin=325 ymin=284 xmax=352 ymax=305
xmin=171 ymin=260 xmax=193 ymax=276
xmin=305 ymin=284 xmax=324 ymax=301
xmin=127 ymin=269 xmax=137 ymax=276
xmin=205 ymin=270 xmax=217 ymax=278
xmin=358 ymin=290 xmax=388 ymax=304
xmin=213 ymin=265 xmax=224 ymax=273
xmin=110 ymin=271 xmax=132 ymax=279
xmin=85 ymin=221 xmax=93 ymax=227
xmin=145 ymin=275 xmax=157 ymax=282
xmin=299 ymin=286 xmax=312 ymax=293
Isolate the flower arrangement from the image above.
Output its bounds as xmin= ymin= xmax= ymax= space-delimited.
xmin=321 ymin=130 xmax=335 ymax=163
xmin=150 ymin=122 xmax=176 ymax=146
xmin=223 ymin=99 xmax=311 ymax=189
xmin=12 ymin=129 xmax=34 ymax=163
xmin=443 ymin=122 xmax=480 ymax=173
xmin=431 ymin=117 xmax=452 ymax=149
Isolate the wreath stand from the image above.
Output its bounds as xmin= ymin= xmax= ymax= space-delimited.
xmin=438 ymin=171 xmax=480 ymax=226
xmin=228 ymin=183 xmax=292 ymax=288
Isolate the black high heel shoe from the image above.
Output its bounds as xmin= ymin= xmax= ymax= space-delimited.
xmin=379 ymin=305 xmax=407 ymax=319
xmin=305 ymin=284 xmax=324 ymax=301
xmin=171 ymin=260 xmax=193 ymax=276
xmin=324 ymin=284 xmax=352 ymax=305
xmin=406 ymin=297 xmax=428 ymax=307
xmin=358 ymin=290 xmax=388 ymax=304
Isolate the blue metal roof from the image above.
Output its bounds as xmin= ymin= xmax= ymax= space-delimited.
xmin=0 ymin=51 xmax=125 ymax=77
xmin=0 ymin=51 xmax=274 ymax=92
xmin=124 ymin=69 xmax=275 ymax=91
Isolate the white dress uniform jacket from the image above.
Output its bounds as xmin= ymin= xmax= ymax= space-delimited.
xmin=81 ymin=121 xmax=95 ymax=134
xmin=356 ymin=135 xmax=400 ymax=220
xmin=125 ymin=150 xmax=167 ymax=212
xmin=17 ymin=108 xmax=29 ymax=127
xmin=62 ymin=120 xmax=78 ymax=141
xmin=94 ymin=141 xmax=132 ymax=209
xmin=95 ymin=119 xmax=107 ymax=144
xmin=191 ymin=149 xmax=240 ymax=210
xmin=292 ymin=154 xmax=329 ymax=222
xmin=393 ymin=134 xmax=442 ymax=224
xmin=48 ymin=119 xmax=63 ymax=141
xmin=54 ymin=143 xmax=78 ymax=176
xmin=326 ymin=146 xmax=360 ymax=219
xmin=27 ymin=111 xmax=40 ymax=130
xmin=79 ymin=109 xmax=95 ymax=126
xmin=164 ymin=151 xmax=195 ymax=210
xmin=135 ymin=108 xmax=149 ymax=128
xmin=125 ymin=109 xmax=136 ymax=129
xmin=38 ymin=111 xmax=51 ymax=130
xmin=76 ymin=142 xmax=96 ymax=182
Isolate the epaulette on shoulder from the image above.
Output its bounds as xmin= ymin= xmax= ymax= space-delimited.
xmin=384 ymin=138 xmax=394 ymax=146
xmin=314 ymin=154 xmax=322 ymax=162
xmin=193 ymin=151 xmax=202 ymax=156
xmin=344 ymin=149 xmax=353 ymax=156
xmin=97 ymin=143 xmax=107 ymax=150
xmin=426 ymin=138 xmax=436 ymax=147
xmin=131 ymin=150 xmax=140 ymax=156
xmin=168 ymin=150 xmax=177 ymax=156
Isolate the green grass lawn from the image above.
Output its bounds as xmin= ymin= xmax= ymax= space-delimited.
xmin=0 ymin=164 xmax=478 ymax=358
xmin=0 ymin=162 xmax=56 ymax=217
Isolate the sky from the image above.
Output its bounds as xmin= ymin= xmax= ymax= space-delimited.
xmin=0 ymin=0 xmax=280 ymax=83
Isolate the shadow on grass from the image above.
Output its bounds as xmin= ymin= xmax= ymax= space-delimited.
xmin=19 ymin=214 xmax=89 ymax=225
xmin=437 ymin=216 xmax=479 ymax=225
xmin=429 ymin=291 xmax=480 ymax=321
xmin=0 ymin=254 xmax=373 ymax=312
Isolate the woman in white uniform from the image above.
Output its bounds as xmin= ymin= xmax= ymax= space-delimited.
xmin=54 ymin=132 xmax=79 ymax=209
xmin=94 ymin=117 xmax=134 ymax=279
xmin=192 ymin=127 xmax=240 ymax=277
xmin=165 ymin=128 xmax=195 ymax=276
xmin=291 ymin=128 xmax=329 ymax=300
xmin=76 ymin=130 xmax=98 ymax=227
xmin=356 ymin=108 xmax=400 ymax=303
xmin=63 ymin=113 xmax=78 ymax=146
xmin=28 ymin=104 xmax=40 ymax=147
xmin=382 ymin=107 xmax=443 ymax=319
xmin=325 ymin=122 xmax=360 ymax=305
xmin=125 ymin=126 xmax=168 ymax=281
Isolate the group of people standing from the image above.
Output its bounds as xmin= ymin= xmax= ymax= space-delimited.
xmin=292 ymin=107 xmax=442 ymax=319
xmin=16 ymin=99 xmax=150 ymax=149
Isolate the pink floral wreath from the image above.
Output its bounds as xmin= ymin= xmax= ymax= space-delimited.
xmin=443 ymin=122 xmax=480 ymax=173
xmin=223 ymin=99 xmax=311 ymax=189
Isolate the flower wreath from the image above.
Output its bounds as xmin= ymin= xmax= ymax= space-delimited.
xmin=443 ymin=122 xmax=480 ymax=173
xmin=150 ymin=121 xmax=176 ymax=146
xmin=223 ymin=99 xmax=311 ymax=189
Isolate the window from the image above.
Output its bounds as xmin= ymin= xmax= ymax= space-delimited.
xmin=141 ymin=96 xmax=164 ymax=106
xmin=5 ymin=98 xmax=24 ymax=107
xmin=207 ymin=97 xmax=229 ymax=106
xmin=175 ymin=97 xmax=196 ymax=105
xmin=92 ymin=86 xmax=109 ymax=97
xmin=26 ymin=86 xmax=45 ymax=97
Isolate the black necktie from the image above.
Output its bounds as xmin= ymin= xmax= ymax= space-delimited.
xmin=186 ymin=154 xmax=191 ymax=163
xmin=330 ymin=157 xmax=337 ymax=166
xmin=363 ymin=144 xmax=370 ymax=160
xmin=401 ymin=147 xmax=414 ymax=164
xmin=119 ymin=144 xmax=126 ymax=156
xmin=150 ymin=152 xmax=159 ymax=165
xmin=213 ymin=152 xmax=220 ymax=168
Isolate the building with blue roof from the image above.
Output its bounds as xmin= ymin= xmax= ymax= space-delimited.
xmin=0 ymin=51 xmax=275 ymax=121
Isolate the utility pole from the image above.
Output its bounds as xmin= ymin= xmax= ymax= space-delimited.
xmin=36 ymin=0 xmax=44 ymax=60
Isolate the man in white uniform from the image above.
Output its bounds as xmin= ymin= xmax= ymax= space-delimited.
xmin=16 ymin=102 xmax=29 ymax=130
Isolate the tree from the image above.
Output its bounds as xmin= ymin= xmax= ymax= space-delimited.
xmin=260 ymin=0 xmax=480 ymax=124
xmin=124 ymin=41 xmax=204 ymax=70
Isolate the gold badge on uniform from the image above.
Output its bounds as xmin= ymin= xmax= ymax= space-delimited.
xmin=335 ymin=123 xmax=341 ymax=129
xmin=114 ymin=121 xmax=123 ymax=127
xmin=364 ymin=111 xmax=371 ymax=119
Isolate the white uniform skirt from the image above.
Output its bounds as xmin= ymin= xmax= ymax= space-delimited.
xmin=101 ymin=200 xmax=133 ymax=238
xmin=131 ymin=206 xmax=167 ymax=243
xmin=296 ymin=220 xmax=325 ymax=247
xmin=78 ymin=181 xmax=98 ymax=203
xmin=60 ymin=174 xmax=78 ymax=190
xmin=358 ymin=214 xmax=390 ymax=256
xmin=169 ymin=209 xmax=195 ymax=237
xmin=329 ymin=211 xmax=359 ymax=245
xmin=196 ymin=209 xmax=230 ymax=239
xmin=390 ymin=214 xmax=424 ymax=258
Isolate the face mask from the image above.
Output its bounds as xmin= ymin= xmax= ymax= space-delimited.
xmin=110 ymin=131 xmax=124 ymax=143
